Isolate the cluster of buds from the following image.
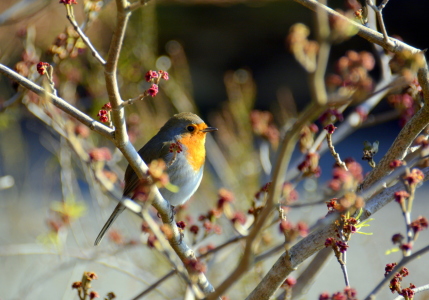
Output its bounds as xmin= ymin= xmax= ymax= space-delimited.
xmin=279 ymin=219 xmax=308 ymax=241
xmin=318 ymin=287 xmax=358 ymax=300
xmin=390 ymin=216 xmax=428 ymax=253
xmin=334 ymin=211 xmax=364 ymax=241
xmin=167 ymin=142 xmax=183 ymax=166
xmin=413 ymin=135 xmax=429 ymax=151
xmin=141 ymin=222 xmax=158 ymax=248
xmin=281 ymin=277 xmax=297 ymax=289
xmin=323 ymin=124 xmax=337 ymax=135
xmin=410 ymin=216 xmax=429 ymax=235
xmin=249 ymin=110 xmax=280 ymax=148
xmin=297 ymin=152 xmax=321 ymax=178
xmin=254 ymin=182 xmax=272 ymax=199
xmin=169 ymin=142 xmax=183 ymax=154
xmin=71 ymin=272 xmax=106 ymax=300
xmin=388 ymin=80 xmax=423 ymax=127
xmin=282 ymin=182 xmax=299 ymax=204
xmin=388 ymin=52 xmax=425 ymax=126
xmin=147 ymin=159 xmax=170 ymax=188
xmin=197 ymin=243 xmax=215 ymax=255
xmin=97 ymin=103 xmax=111 ymax=123
xmin=390 ymin=159 xmax=405 ymax=169
xmin=328 ymin=158 xmax=363 ymax=193
xmin=319 ymin=109 xmax=344 ymax=127
xmin=49 ymin=26 xmax=84 ymax=60
xmin=197 ymin=189 xmax=237 ymax=236
xmin=326 ymin=50 xmax=375 ymax=102
xmin=326 ymin=198 xmax=342 ymax=212
xmin=337 ymin=215 xmax=358 ymax=238
xmin=198 ymin=210 xmax=222 ymax=235
xmin=346 ymin=0 xmax=368 ymax=25
xmin=385 ymin=263 xmax=415 ymax=299
xmin=84 ymin=0 xmax=103 ymax=23
xmin=184 ymin=258 xmax=207 ymax=275
xmin=36 ymin=62 xmax=50 ymax=75
xmin=60 ymin=0 xmax=77 ymax=4
xmin=325 ymin=237 xmax=349 ymax=255
xmin=281 ymin=277 xmax=297 ymax=297
xmin=286 ymin=23 xmax=319 ymax=72
xmin=390 ymin=50 xmax=426 ymax=76
xmin=143 ymin=70 xmax=169 ymax=97
xmin=13 ymin=44 xmax=39 ymax=81
xmin=47 ymin=198 xmax=86 ymax=238
xmin=403 ymin=168 xmax=424 ymax=187
xmin=299 ymin=123 xmax=318 ymax=153
xmin=88 ymin=147 xmax=112 ymax=162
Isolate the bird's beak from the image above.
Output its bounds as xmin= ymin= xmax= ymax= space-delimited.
xmin=202 ymin=127 xmax=218 ymax=133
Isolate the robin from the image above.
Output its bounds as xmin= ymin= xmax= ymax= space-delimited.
xmin=94 ymin=112 xmax=217 ymax=246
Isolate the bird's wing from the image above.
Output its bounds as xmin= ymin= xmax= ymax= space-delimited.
xmin=122 ymin=139 xmax=171 ymax=197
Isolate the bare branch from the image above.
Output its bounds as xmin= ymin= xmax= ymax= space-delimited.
xmin=364 ymin=245 xmax=429 ymax=300
xmin=366 ymin=0 xmax=392 ymax=45
xmin=66 ymin=11 xmax=106 ymax=65
xmin=0 ymin=64 xmax=114 ymax=140
xmin=132 ymin=270 xmax=175 ymax=300
xmin=207 ymin=103 xmax=327 ymax=300
xmin=246 ymin=156 xmax=429 ymax=299
xmin=293 ymin=0 xmax=429 ymax=195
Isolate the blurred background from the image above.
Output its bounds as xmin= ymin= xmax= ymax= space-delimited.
xmin=1 ymin=0 xmax=429 ymax=299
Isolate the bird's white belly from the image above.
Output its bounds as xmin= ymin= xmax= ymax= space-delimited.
xmin=159 ymin=154 xmax=203 ymax=206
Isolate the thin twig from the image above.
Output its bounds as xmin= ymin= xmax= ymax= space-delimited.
xmin=340 ymin=252 xmax=350 ymax=286
xmin=116 ymin=94 xmax=146 ymax=109
xmin=140 ymin=209 xmax=205 ymax=299
xmin=208 ymin=105 xmax=327 ymax=300
xmin=126 ymin=0 xmax=152 ymax=12
xmin=0 ymin=91 xmax=22 ymax=112
xmin=132 ymin=270 xmax=176 ymax=300
xmin=133 ymin=234 xmax=246 ymax=299
xmin=326 ymin=132 xmax=348 ymax=170
xmin=66 ymin=13 xmax=106 ymax=65
xmin=366 ymin=0 xmax=392 ymax=45
xmin=0 ymin=64 xmax=114 ymax=140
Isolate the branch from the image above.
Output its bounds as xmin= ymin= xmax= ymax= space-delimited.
xmin=207 ymin=101 xmax=327 ymax=299
xmin=286 ymin=248 xmax=332 ymax=300
xmin=100 ymin=0 xmax=215 ymax=295
xmin=293 ymin=0 xmax=429 ymax=194
xmin=1 ymin=2 xmax=216 ymax=294
xmin=0 ymin=64 xmax=114 ymax=140
xmin=66 ymin=12 xmax=106 ymax=65
xmin=364 ymin=245 xmax=429 ymax=300
xmin=246 ymin=159 xmax=429 ymax=299
xmin=361 ymin=105 xmax=429 ymax=190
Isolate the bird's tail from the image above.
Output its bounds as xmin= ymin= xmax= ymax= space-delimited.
xmin=94 ymin=203 xmax=126 ymax=246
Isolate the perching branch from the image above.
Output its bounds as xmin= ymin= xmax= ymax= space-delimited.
xmin=0 ymin=0 xmax=216 ymax=295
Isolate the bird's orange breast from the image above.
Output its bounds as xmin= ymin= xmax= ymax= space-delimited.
xmin=177 ymin=124 xmax=207 ymax=171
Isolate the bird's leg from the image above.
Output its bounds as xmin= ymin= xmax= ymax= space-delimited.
xmin=157 ymin=204 xmax=176 ymax=222
xmin=169 ymin=204 xmax=176 ymax=222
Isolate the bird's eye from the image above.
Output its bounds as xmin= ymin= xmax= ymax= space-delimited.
xmin=187 ymin=125 xmax=195 ymax=132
